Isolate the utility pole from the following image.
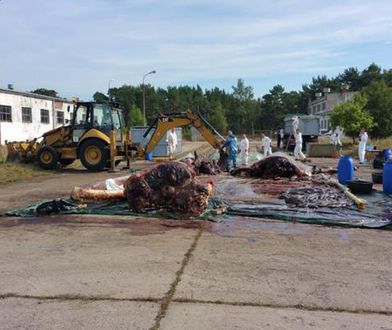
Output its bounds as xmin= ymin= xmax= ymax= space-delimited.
xmin=142 ymin=70 xmax=156 ymax=126
xmin=107 ymin=79 xmax=115 ymax=99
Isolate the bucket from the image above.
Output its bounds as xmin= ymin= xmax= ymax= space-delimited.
xmin=145 ymin=152 xmax=153 ymax=161
xmin=347 ymin=179 xmax=373 ymax=195
xmin=383 ymin=161 xmax=392 ymax=194
xmin=372 ymin=171 xmax=383 ymax=184
xmin=337 ymin=155 xmax=354 ymax=185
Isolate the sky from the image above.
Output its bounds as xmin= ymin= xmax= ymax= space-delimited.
xmin=0 ymin=0 xmax=391 ymax=100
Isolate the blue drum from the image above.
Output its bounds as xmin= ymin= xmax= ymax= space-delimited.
xmin=337 ymin=156 xmax=354 ymax=185
xmin=383 ymin=148 xmax=391 ymax=161
xmin=145 ymin=152 xmax=153 ymax=161
xmin=383 ymin=160 xmax=392 ymax=194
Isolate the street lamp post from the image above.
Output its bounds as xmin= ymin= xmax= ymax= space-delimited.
xmin=142 ymin=70 xmax=156 ymax=126
xmin=108 ymin=79 xmax=115 ymax=98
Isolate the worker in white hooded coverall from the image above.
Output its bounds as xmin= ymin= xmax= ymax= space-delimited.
xmin=292 ymin=116 xmax=299 ymax=134
xmin=260 ymin=132 xmax=272 ymax=157
xmin=294 ymin=128 xmax=306 ymax=160
xmin=239 ymin=133 xmax=249 ymax=165
xmin=166 ymin=128 xmax=178 ymax=160
xmin=278 ymin=129 xmax=284 ymax=148
xmin=330 ymin=130 xmax=342 ymax=155
xmin=358 ymin=128 xmax=368 ymax=164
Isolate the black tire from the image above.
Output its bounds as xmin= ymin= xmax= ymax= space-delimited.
xmin=59 ymin=159 xmax=74 ymax=167
xmin=79 ymin=139 xmax=109 ymax=171
xmin=37 ymin=146 xmax=59 ymax=170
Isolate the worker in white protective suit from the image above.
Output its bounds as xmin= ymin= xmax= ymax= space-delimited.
xmin=260 ymin=132 xmax=272 ymax=157
xmin=166 ymin=128 xmax=178 ymax=160
xmin=238 ymin=133 xmax=249 ymax=165
xmin=277 ymin=129 xmax=284 ymax=148
xmin=358 ymin=128 xmax=368 ymax=164
xmin=330 ymin=130 xmax=342 ymax=155
xmin=292 ymin=116 xmax=299 ymax=134
xmin=294 ymin=128 xmax=306 ymax=160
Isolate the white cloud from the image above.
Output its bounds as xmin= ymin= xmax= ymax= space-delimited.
xmin=0 ymin=0 xmax=391 ymax=97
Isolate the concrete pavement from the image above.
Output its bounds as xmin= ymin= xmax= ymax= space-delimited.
xmin=0 ymin=214 xmax=391 ymax=329
xmin=1 ymin=153 xmax=392 ymax=329
xmin=0 ymin=216 xmax=197 ymax=299
xmin=1 ymin=299 xmax=158 ymax=330
xmin=176 ymin=220 xmax=392 ymax=312
xmin=161 ymin=302 xmax=392 ymax=330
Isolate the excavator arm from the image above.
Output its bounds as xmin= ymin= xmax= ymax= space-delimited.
xmin=144 ymin=110 xmax=225 ymax=154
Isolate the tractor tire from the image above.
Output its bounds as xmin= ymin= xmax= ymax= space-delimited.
xmin=79 ymin=139 xmax=109 ymax=171
xmin=59 ymin=159 xmax=74 ymax=167
xmin=37 ymin=146 xmax=59 ymax=170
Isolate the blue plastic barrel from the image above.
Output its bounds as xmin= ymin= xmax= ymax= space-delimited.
xmin=337 ymin=156 xmax=354 ymax=185
xmin=383 ymin=148 xmax=391 ymax=161
xmin=145 ymin=152 xmax=153 ymax=161
xmin=383 ymin=161 xmax=392 ymax=194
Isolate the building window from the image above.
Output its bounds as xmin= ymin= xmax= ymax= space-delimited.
xmin=56 ymin=111 xmax=64 ymax=124
xmin=322 ymin=102 xmax=326 ymax=111
xmin=40 ymin=109 xmax=50 ymax=124
xmin=22 ymin=107 xmax=32 ymax=123
xmin=0 ymin=105 xmax=12 ymax=122
xmin=317 ymin=104 xmax=321 ymax=113
xmin=313 ymin=106 xmax=316 ymax=113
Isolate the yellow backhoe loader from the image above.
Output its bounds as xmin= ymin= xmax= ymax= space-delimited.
xmin=6 ymin=102 xmax=225 ymax=171
xmin=8 ymin=102 xmax=138 ymax=170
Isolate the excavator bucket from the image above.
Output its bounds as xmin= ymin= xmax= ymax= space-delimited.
xmin=6 ymin=140 xmax=39 ymax=162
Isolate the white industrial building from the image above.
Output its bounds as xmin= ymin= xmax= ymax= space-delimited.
xmin=308 ymin=88 xmax=357 ymax=134
xmin=0 ymin=87 xmax=74 ymax=144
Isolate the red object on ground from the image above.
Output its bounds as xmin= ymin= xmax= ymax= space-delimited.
xmin=124 ymin=162 xmax=213 ymax=216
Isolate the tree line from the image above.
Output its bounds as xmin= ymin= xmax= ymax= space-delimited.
xmin=32 ymin=63 xmax=392 ymax=137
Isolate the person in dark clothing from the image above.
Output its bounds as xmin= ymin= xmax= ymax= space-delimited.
xmin=222 ymin=130 xmax=238 ymax=171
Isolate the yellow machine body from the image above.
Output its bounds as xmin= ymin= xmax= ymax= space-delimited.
xmin=7 ymin=103 xmax=224 ymax=171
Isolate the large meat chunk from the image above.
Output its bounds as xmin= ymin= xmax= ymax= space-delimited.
xmin=231 ymin=154 xmax=311 ymax=179
xmin=123 ymin=175 xmax=152 ymax=212
xmin=165 ymin=182 xmax=213 ymax=215
xmin=124 ymin=162 xmax=213 ymax=216
xmin=181 ymin=151 xmax=222 ymax=175
xmin=194 ymin=159 xmax=221 ymax=175
xmin=143 ymin=162 xmax=196 ymax=189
